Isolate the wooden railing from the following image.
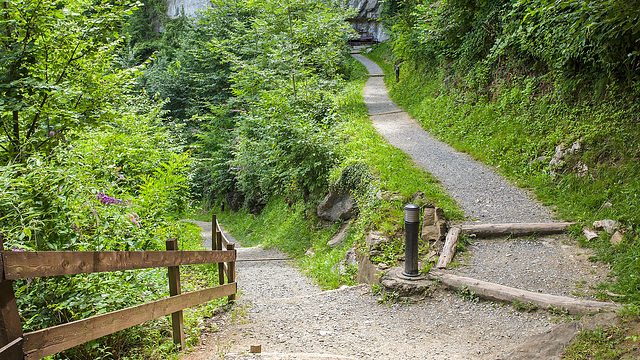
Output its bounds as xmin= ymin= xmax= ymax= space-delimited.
xmin=0 ymin=215 xmax=236 ymax=360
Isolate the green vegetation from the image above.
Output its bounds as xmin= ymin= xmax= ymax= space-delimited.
xmin=1 ymin=0 xmax=360 ymax=358
xmin=219 ymin=64 xmax=461 ymax=289
xmin=563 ymin=326 xmax=629 ymax=359
xmin=370 ymin=0 xmax=640 ymax=355
xmin=371 ymin=0 xmax=640 ymax=309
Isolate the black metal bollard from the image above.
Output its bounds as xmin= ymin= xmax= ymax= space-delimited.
xmin=403 ymin=204 xmax=420 ymax=277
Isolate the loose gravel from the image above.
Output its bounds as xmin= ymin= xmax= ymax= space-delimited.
xmin=181 ymin=54 xmax=613 ymax=359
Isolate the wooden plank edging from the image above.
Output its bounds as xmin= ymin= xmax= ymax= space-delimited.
xmin=428 ymin=270 xmax=618 ymax=315
xmin=2 ymin=250 xmax=235 ymax=280
xmin=23 ymin=283 xmax=237 ymax=360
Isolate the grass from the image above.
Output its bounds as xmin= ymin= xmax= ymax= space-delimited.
xmin=563 ymin=324 xmax=640 ymax=359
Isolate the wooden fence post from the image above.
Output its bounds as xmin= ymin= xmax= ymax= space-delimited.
xmin=216 ymin=231 xmax=225 ymax=286
xmin=226 ymin=243 xmax=236 ymax=303
xmin=165 ymin=238 xmax=185 ymax=349
xmin=211 ymin=214 xmax=216 ymax=251
xmin=0 ymin=238 xmax=24 ymax=360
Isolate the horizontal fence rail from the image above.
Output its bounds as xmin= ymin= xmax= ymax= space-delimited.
xmin=0 ymin=221 xmax=236 ymax=360
xmin=3 ymin=250 xmax=235 ymax=280
xmin=22 ymin=284 xmax=236 ymax=360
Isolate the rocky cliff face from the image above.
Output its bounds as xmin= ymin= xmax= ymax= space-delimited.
xmin=164 ymin=0 xmax=389 ymax=42
xmin=346 ymin=0 xmax=389 ymax=42
xmin=166 ymin=0 xmax=211 ymax=18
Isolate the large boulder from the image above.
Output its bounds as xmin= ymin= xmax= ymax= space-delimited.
xmin=317 ymin=190 xmax=355 ymax=222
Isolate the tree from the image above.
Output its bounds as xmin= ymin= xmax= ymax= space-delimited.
xmin=0 ymin=0 xmax=138 ymax=163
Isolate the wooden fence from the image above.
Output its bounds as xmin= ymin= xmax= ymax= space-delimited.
xmin=0 ymin=215 xmax=235 ymax=360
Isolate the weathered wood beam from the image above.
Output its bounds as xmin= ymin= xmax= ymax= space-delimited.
xmin=435 ymin=227 xmax=461 ymax=269
xmin=429 ymin=270 xmax=618 ymax=315
xmin=459 ymin=222 xmax=575 ymax=238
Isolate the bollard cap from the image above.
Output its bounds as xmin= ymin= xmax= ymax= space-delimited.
xmin=404 ymin=204 xmax=420 ymax=223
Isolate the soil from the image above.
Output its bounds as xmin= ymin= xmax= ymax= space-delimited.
xmin=180 ymin=53 xmax=618 ymax=360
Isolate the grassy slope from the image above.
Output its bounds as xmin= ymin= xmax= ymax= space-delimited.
xmin=365 ymin=42 xmax=640 ymax=358
xmin=366 ymin=43 xmax=640 ymax=306
xmin=218 ymin=58 xmax=462 ymax=289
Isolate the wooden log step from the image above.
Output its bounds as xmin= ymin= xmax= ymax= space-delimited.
xmin=428 ymin=270 xmax=618 ymax=315
xmin=459 ymin=222 xmax=575 ymax=238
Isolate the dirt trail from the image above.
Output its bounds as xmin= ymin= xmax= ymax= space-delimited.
xmin=181 ymin=54 xmax=612 ymax=360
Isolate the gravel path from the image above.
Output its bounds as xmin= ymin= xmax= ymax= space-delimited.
xmin=182 ymin=222 xmax=553 ymax=360
xmin=353 ymin=54 xmax=554 ymax=223
xmin=181 ymin=54 xmax=612 ymax=360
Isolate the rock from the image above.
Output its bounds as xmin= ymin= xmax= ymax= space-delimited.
xmin=421 ymin=206 xmax=447 ymax=241
xmin=166 ymin=0 xmax=211 ymax=18
xmin=333 ymin=248 xmax=358 ymax=274
xmin=317 ymin=190 xmax=355 ymax=222
xmin=411 ymin=191 xmax=429 ymax=207
xmin=497 ymin=312 xmax=618 ymax=360
xmin=305 ymin=248 xmax=315 ymax=257
xmin=568 ymin=140 xmax=582 ymax=154
xmin=609 ymin=231 xmax=624 ymax=246
xmin=593 ymin=219 xmax=619 ymax=234
xmin=498 ymin=321 xmax=580 ymax=360
xmin=422 ymin=207 xmax=435 ymax=226
xmin=380 ymin=267 xmax=433 ymax=297
xmin=583 ymin=228 xmax=598 ymax=241
xmin=366 ymin=231 xmax=390 ymax=250
xmin=549 ymin=144 xmax=566 ymax=169
xmin=327 ymin=221 xmax=351 ymax=247
xmin=549 ymin=140 xmax=583 ymax=170
xmin=601 ymin=201 xmax=613 ymax=209
xmin=345 ymin=0 xmax=390 ymax=42
xmin=575 ymin=161 xmax=589 ymax=177
xmin=356 ymin=249 xmax=381 ymax=284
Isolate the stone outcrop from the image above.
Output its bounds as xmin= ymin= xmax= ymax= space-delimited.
xmin=166 ymin=0 xmax=211 ymax=18
xmin=421 ymin=206 xmax=447 ymax=241
xmin=317 ymin=190 xmax=355 ymax=222
xmin=346 ymin=0 xmax=390 ymax=42
xmin=328 ymin=221 xmax=352 ymax=247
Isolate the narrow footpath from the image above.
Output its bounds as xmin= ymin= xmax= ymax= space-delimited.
xmin=352 ymin=54 xmax=553 ymax=224
xmin=181 ymin=55 xmax=612 ymax=360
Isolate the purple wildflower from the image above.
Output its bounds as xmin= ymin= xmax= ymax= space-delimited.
xmin=127 ymin=214 xmax=140 ymax=227
xmin=96 ymin=193 xmax=127 ymax=206
xmin=12 ymin=247 xmax=25 ymax=251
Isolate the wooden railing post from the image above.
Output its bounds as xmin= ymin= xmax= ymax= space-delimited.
xmin=211 ymin=214 xmax=216 ymax=251
xmin=0 ymin=238 xmax=24 ymax=360
xmin=165 ymin=238 xmax=185 ymax=349
xmin=216 ymin=231 xmax=225 ymax=286
xmin=226 ymin=243 xmax=236 ymax=303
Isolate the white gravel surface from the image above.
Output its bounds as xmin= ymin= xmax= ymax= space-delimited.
xmin=181 ymin=53 xmax=612 ymax=360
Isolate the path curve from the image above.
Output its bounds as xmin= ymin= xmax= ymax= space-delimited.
xmin=353 ymin=54 xmax=553 ymax=224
